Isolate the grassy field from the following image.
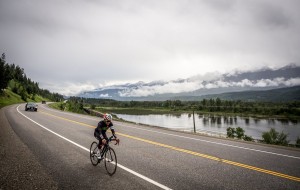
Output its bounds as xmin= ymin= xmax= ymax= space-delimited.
xmin=0 ymin=89 xmax=49 ymax=108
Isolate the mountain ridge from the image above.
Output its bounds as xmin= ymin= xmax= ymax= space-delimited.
xmin=170 ymin=86 xmax=300 ymax=102
xmin=77 ymin=64 xmax=300 ymax=101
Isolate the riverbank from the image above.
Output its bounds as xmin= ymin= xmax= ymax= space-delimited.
xmin=94 ymin=106 xmax=300 ymax=121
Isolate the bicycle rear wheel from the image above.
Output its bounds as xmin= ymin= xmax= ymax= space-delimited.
xmin=90 ymin=142 xmax=99 ymax=166
xmin=104 ymin=147 xmax=117 ymax=176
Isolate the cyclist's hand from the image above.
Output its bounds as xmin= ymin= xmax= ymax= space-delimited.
xmin=102 ymin=139 xmax=107 ymax=145
xmin=115 ymin=138 xmax=120 ymax=145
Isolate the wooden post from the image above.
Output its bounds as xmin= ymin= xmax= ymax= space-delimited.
xmin=193 ymin=110 xmax=196 ymax=133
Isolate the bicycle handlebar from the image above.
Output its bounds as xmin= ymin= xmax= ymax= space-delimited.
xmin=108 ymin=136 xmax=120 ymax=145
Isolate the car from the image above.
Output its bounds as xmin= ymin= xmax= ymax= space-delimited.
xmin=42 ymin=100 xmax=46 ymax=104
xmin=25 ymin=102 xmax=38 ymax=111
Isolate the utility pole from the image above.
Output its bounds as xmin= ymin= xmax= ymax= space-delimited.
xmin=193 ymin=109 xmax=196 ymax=133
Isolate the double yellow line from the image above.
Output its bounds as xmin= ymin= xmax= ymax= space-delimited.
xmin=40 ymin=111 xmax=300 ymax=182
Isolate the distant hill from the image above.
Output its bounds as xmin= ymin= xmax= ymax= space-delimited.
xmin=171 ymin=86 xmax=300 ymax=102
xmin=77 ymin=64 xmax=300 ymax=101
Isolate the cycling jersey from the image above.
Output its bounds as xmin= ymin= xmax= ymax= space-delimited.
xmin=94 ymin=120 xmax=117 ymax=141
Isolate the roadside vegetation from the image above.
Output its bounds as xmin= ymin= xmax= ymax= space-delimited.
xmin=226 ymin=126 xmax=300 ymax=148
xmin=48 ymin=98 xmax=85 ymax=114
xmin=226 ymin=127 xmax=254 ymax=142
xmin=63 ymin=96 xmax=300 ymax=120
xmin=261 ymin=128 xmax=289 ymax=146
xmin=0 ymin=53 xmax=63 ymax=108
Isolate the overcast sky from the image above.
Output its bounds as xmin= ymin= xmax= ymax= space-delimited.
xmin=0 ymin=0 xmax=299 ymax=96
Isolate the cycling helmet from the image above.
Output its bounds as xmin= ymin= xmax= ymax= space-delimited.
xmin=103 ymin=113 xmax=112 ymax=121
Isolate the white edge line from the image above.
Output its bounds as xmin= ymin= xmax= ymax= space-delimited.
xmin=17 ymin=105 xmax=172 ymax=190
xmin=41 ymin=104 xmax=300 ymax=160
xmin=117 ymin=124 xmax=300 ymax=160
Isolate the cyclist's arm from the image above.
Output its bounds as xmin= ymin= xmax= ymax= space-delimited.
xmin=102 ymin=131 xmax=109 ymax=141
xmin=111 ymin=128 xmax=117 ymax=138
xmin=110 ymin=128 xmax=120 ymax=145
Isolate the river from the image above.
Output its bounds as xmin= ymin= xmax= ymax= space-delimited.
xmin=115 ymin=113 xmax=300 ymax=143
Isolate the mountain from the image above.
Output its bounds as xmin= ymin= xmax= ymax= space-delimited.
xmin=77 ymin=64 xmax=300 ymax=101
xmin=171 ymin=86 xmax=300 ymax=102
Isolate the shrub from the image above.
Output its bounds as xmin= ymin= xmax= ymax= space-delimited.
xmin=262 ymin=128 xmax=278 ymax=144
xmin=227 ymin=127 xmax=254 ymax=142
xmin=262 ymin=128 xmax=289 ymax=146
xmin=236 ymin=127 xmax=245 ymax=139
xmin=226 ymin=127 xmax=236 ymax=138
xmin=296 ymin=137 xmax=300 ymax=148
xmin=243 ymin=135 xmax=254 ymax=142
xmin=276 ymin=131 xmax=289 ymax=146
xmin=59 ymin=102 xmax=65 ymax=111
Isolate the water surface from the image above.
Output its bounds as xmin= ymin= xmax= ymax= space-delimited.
xmin=116 ymin=113 xmax=299 ymax=143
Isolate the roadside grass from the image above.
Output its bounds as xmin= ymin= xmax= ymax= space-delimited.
xmin=48 ymin=102 xmax=62 ymax=110
xmin=0 ymin=89 xmax=50 ymax=109
xmin=0 ymin=89 xmax=25 ymax=108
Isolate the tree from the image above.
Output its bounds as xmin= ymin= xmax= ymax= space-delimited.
xmin=216 ymin=97 xmax=221 ymax=111
xmin=0 ymin=54 xmax=5 ymax=91
xmin=14 ymin=65 xmax=24 ymax=82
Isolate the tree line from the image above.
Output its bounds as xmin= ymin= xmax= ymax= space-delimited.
xmin=0 ymin=53 xmax=63 ymax=101
xmin=67 ymin=96 xmax=300 ymax=117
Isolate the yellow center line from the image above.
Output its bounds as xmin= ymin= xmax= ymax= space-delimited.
xmin=40 ymin=111 xmax=300 ymax=182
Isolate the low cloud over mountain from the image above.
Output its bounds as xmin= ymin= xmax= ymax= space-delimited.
xmin=78 ymin=64 xmax=300 ymax=101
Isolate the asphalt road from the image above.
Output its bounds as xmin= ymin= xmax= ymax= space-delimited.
xmin=1 ymin=103 xmax=300 ymax=189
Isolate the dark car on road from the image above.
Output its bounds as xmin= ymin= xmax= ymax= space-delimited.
xmin=25 ymin=102 xmax=38 ymax=111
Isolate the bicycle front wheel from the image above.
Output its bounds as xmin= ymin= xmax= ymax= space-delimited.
xmin=104 ymin=147 xmax=117 ymax=176
xmin=90 ymin=141 xmax=99 ymax=166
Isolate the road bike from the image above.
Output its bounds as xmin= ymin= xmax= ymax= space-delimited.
xmin=90 ymin=136 xmax=118 ymax=176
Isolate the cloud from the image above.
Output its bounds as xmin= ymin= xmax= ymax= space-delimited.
xmin=119 ymin=80 xmax=204 ymax=97
xmin=0 ymin=0 xmax=299 ymax=95
xmin=40 ymin=82 xmax=97 ymax=96
xmin=118 ymin=77 xmax=300 ymax=97
xmin=99 ymin=94 xmax=111 ymax=98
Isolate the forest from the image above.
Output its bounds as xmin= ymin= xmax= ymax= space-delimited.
xmin=0 ymin=53 xmax=63 ymax=102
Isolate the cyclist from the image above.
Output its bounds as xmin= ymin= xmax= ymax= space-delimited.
xmin=94 ymin=113 xmax=119 ymax=158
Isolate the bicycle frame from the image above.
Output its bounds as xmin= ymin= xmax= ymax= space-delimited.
xmin=99 ymin=143 xmax=109 ymax=160
xmin=90 ymin=136 xmax=117 ymax=175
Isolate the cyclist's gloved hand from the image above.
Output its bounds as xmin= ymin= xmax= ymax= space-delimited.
xmin=115 ymin=138 xmax=120 ymax=145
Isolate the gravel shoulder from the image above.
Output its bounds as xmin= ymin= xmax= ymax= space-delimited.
xmin=0 ymin=106 xmax=58 ymax=189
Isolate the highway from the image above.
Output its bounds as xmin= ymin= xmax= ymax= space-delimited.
xmin=1 ymin=103 xmax=300 ymax=189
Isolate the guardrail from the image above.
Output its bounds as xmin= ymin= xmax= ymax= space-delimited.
xmin=83 ymin=108 xmax=104 ymax=118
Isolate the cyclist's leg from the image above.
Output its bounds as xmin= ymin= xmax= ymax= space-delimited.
xmin=94 ymin=130 xmax=103 ymax=149
xmin=98 ymin=137 xmax=103 ymax=149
